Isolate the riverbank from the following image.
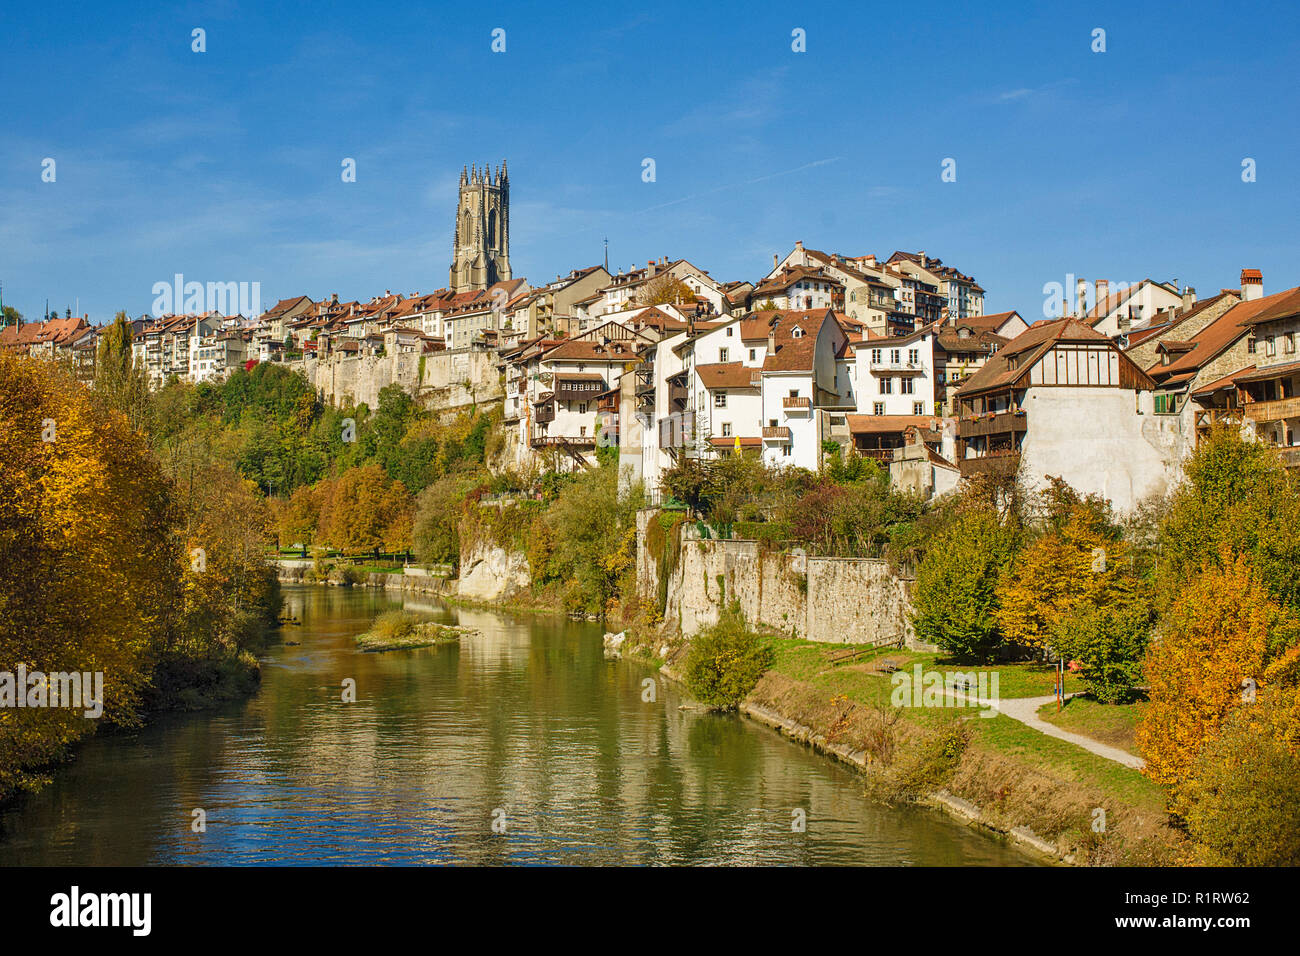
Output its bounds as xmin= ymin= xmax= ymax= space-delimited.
xmin=0 ymin=626 xmax=278 ymax=811
xmin=275 ymin=564 xmax=611 ymax=622
xmin=630 ymin=635 xmax=1181 ymax=867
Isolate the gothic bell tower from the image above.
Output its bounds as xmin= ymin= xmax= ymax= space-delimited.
xmin=449 ymin=161 xmax=511 ymax=294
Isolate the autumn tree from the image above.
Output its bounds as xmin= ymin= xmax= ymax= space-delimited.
xmin=277 ymin=484 xmax=322 ymax=555
xmin=318 ymin=464 xmax=413 ymax=557
xmin=0 ymin=355 xmax=181 ymax=798
xmin=636 ymin=273 xmax=696 ymax=307
xmin=1136 ymin=552 xmax=1299 ymax=811
xmin=996 ymin=500 xmax=1133 ymax=652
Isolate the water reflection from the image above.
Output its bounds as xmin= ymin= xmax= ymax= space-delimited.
xmin=0 ymin=586 xmax=1035 ymax=866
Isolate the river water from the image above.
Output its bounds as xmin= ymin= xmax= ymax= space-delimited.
xmin=0 ymin=585 xmax=1034 ymax=865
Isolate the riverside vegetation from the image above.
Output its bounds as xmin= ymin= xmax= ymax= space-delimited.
xmin=1 ymin=325 xmax=281 ymax=803
xmin=7 ymin=323 xmax=1298 ymax=864
xmin=354 ymin=610 xmax=478 ymax=652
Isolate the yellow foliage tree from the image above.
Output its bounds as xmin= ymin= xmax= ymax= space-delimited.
xmin=995 ymin=506 xmax=1131 ymax=650
xmin=1136 ymin=552 xmax=1293 ymax=811
xmin=0 ymin=355 xmax=181 ymax=797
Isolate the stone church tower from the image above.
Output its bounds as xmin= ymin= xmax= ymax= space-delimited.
xmin=449 ymin=161 xmax=511 ymax=294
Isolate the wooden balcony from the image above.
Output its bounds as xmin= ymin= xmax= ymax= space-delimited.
xmin=1194 ymin=408 xmax=1242 ymax=433
xmin=531 ymin=434 xmax=597 ymax=449
xmin=957 ymin=410 xmax=1027 ymax=439
xmin=957 ymin=451 xmax=1021 ymax=478
xmin=782 ymin=396 xmax=811 ymax=412
xmin=1277 ymin=446 xmax=1300 ymax=468
xmin=533 ymin=403 xmax=555 ymax=424
xmin=1243 ymin=396 xmax=1300 ymax=423
xmin=762 ymin=426 xmax=792 ymax=441
xmin=555 ymin=379 xmax=606 ymax=401
xmin=857 ymin=447 xmax=896 ymax=462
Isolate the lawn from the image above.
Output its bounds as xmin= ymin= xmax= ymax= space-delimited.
xmin=761 ymin=634 xmax=1165 ymax=812
xmin=1037 ymin=694 xmax=1146 ymax=756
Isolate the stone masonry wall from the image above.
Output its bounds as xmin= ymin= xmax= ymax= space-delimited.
xmin=639 ymin=510 xmax=916 ymax=647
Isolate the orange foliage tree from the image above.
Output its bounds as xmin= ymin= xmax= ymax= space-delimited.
xmin=1137 ymin=552 xmax=1299 ymax=811
xmin=317 ymin=463 xmax=412 ymax=557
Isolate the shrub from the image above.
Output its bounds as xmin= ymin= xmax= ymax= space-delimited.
xmin=1183 ymin=684 xmax=1300 ymax=865
xmin=368 ymin=609 xmax=424 ymax=643
xmin=1049 ymin=599 xmax=1153 ymax=703
xmin=682 ymin=604 xmax=775 ymax=710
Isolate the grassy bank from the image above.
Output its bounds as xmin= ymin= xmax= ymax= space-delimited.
xmin=629 ymin=628 xmax=1179 ymax=865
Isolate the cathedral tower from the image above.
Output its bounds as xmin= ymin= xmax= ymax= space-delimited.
xmin=449 ymin=161 xmax=511 ymax=294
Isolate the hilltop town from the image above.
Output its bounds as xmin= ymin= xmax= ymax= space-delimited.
xmin=4 ymin=164 xmax=1296 ymax=515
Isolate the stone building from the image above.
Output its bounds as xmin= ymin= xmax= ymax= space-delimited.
xmin=449 ymin=162 xmax=511 ymax=294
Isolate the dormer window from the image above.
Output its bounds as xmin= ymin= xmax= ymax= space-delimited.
xmin=792 ymin=327 xmax=804 ymax=338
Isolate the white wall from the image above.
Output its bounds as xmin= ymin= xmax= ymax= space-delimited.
xmin=1017 ymin=386 xmax=1183 ymax=512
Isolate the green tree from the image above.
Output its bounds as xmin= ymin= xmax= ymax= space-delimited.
xmin=1049 ymin=598 xmax=1152 ymax=703
xmin=911 ymin=507 xmax=1020 ymax=661
xmin=412 ymin=469 xmax=484 ymax=569
xmin=94 ymin=311 xmax=151 ymax=432
xmin=1158 ymin=426 xmax=1300 ymax=613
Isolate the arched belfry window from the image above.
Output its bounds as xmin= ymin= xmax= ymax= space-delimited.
xmin=488 ymin=209 xmax=498 ymax=246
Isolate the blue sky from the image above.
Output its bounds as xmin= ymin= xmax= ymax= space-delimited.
xmin=2 ymin=0 xmax=1298 ymax=323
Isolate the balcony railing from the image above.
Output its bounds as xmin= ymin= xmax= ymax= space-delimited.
xmin=533 ymin=403 xmax=555 ymax=424
xmin=1194 ymin=408 xmax=1242 ymax=431
xmin=1277 ymin=446 xmax=1300 ymax=468
xmin=530 ymin=434 xmax=597 ymax=449
xmin=957 ymin=450 xmax=1022 ymax=477
xmin=869 ymin=359 xmax=925 ymax=373
xmin=1243 ymin=396 xmax=1300 ymax=423
xmin=957 ymin=410 xmax=1027 ymax=439
xmin=856 ymin=447 xmax=896 ymax=461
xmin=762 ymin=426 xmax=792 ymax=441
xmin=782 ymin=396 xmax=811 ymax=411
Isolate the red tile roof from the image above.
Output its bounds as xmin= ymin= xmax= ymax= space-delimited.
xmin=696 ymin=361 xmax=760 ymax=390
xmin=847 ymin=414 xmax=944 ymax=435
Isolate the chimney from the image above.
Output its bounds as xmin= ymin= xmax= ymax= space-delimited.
xmin=1075 ymin=277 xmax=1088 ymax=318
xmin=647 ymin=260 xmax=657 ymax=277
xmin=1095 ymin=279 xmax=1109 ymax=311
xmin=1181 ymin=286 xmax=1196 ymax=312
xmin=795 ymin=240 xmax=803 ymax=251
xmin=773 ymin=253 xmax=779 ymax=269
xmin=1241 ymin=268 xmax=1263 ymax=301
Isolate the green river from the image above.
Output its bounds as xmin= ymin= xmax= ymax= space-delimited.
xmin=0 ymin=585 xmax=1035 ymax=865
